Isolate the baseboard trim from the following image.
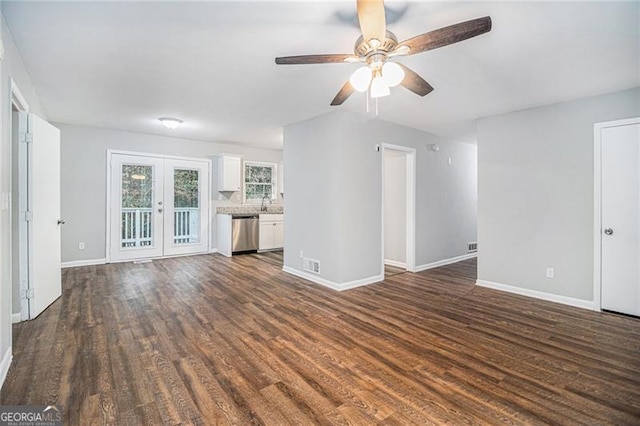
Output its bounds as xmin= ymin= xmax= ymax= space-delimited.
xmin=61 ymin=258 xmax=106 ymax=268
xmin=476 ymin=279 xmax=594 ymax=310
xmin=282 ymin=266 xmax=383 ymax=291
xmin=11 ymin=313 xmax=21 ymax=324
xmin=384 ymin=259 xmax=406 ymax=269
xmin=415 ymin=253 xmax=477 ymax=272
xmin=208 ymin=248 xmax=219 ymax=254
xmin=0 ymin=347 xmax=12 ymax=390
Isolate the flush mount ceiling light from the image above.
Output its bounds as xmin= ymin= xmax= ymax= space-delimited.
xmin=159 ymin=117 xmax=183 ymax=129
xmin=275 ymin=0 xmax=492 ymax=107
xmin=131 ymin=174 xmax=146 ymax=180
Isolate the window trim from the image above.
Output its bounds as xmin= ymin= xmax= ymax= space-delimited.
xmin=242 ymin=161 xmax=277 ymax=204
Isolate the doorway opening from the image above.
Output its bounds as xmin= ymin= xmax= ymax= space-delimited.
xmin=382 ymin=143 xmax=416 ymax=277
xmin=593 ymin=117 xmax=640 ymax=316
xmin=107 ymin=151 xmax=210 ymax=262
xmin=10 ymin=80 xmax=29 ymax=323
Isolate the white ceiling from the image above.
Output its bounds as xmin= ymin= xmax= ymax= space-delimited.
xmin=3 ymin=1 xmax=639 ymax=149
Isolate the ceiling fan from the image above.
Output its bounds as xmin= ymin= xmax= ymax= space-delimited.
xmin=275 ymin=0 xmax=492 ymax=106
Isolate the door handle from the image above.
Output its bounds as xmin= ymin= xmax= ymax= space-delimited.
xmin=57 ymin=219 xmax=66 ymax=225
xmin=604 ymin=228 xmax=613 ymax=235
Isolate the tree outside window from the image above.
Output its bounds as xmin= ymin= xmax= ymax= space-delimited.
xmin=244 ymin=162 xmax=276 ymax=203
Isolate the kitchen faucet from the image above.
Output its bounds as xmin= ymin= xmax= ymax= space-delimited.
xmin=261 ymin=195 xmax=271 ymax=212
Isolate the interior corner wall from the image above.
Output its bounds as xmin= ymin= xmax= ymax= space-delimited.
xmin=56 ymin=124 xmax=282 ymax=263
xmin=0 ymin=11 xmax=49 ymax=370
xmin=283 ymin=110 xmax=477 ymax=287
xmin=477 ymin=87 xmax=640 ymax=302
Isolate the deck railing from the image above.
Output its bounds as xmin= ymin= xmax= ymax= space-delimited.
xmin=174 ymin=207 xmax=199 ymax=244
xmin=121 ymin=207 xmax=199 ymax=248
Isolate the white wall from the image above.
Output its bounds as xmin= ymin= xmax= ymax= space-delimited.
xmin=57 ymin=124 xmax=282 ymax=263
xmin=477 ymin=87 xmax=640 ymax=305
xmin=284 ymin=110 xmax=477 ymax=288
xmin=0 ymin=12 xmax=49 ymax=380
xmin=384 ymin=149 xmax=406 ymax=266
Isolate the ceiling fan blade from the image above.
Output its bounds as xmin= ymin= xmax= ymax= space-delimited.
xmin=275 ymin=54 xmax=357 ymax=65
xmin=331 ymin=81 xmax=355 ymax=106
xmin=357 ymin=0 xmax=386 ymax=44
xmin=399 ymin=16 xmax=492 ymax=55
xmin=388 ymin=45 xmax=410 ymax=58
xmin=398 ymin=64 xmax=433 ymax=97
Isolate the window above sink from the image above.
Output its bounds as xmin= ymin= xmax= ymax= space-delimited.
xmin=243 ymin=161 xmax=277 ymax=204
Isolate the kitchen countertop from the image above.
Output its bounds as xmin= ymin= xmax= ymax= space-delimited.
xmin=216 ymin=206 xmax=284 ymax=214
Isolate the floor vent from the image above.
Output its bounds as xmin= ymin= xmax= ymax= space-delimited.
xmin=303 ymin=258 xmax=321 ymax=274
xmin=468 ymin=242 xmax=478 ymax=253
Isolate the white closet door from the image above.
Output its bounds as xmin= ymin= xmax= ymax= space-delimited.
xmin=601 ymin=122 xmax=640 ymax=316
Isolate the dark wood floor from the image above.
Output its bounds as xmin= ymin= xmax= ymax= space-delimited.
xmin=2 ymin=255 xmax=639 ymax=425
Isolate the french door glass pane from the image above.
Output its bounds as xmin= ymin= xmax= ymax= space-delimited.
xmin=173 ymin=168 xmax=200 ymax=244
xmin=121 ymin=164 xmax=153 ymax=248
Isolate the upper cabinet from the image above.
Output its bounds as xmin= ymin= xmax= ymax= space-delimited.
xmin=277 ymin=161 xmax=284 ymax=195
xmin=217 ymin=154 xmax=241 ymax=192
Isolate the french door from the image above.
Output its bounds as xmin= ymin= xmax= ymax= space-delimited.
xmin=109 ymin=153 xmax=210 ymax=262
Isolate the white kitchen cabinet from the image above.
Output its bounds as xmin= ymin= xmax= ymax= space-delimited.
xmin=217 ymin=214 xmax=232 ymax=257
xmin=259 ymin=214 xmax=284 ymax=251
xmin=217 ymin=154 xmax=241 ymax=192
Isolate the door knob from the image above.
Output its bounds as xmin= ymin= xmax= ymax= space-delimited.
xmin=57 ymin=219 xmax=66 ymax=225
xmin=158 ymin=208 xmax=163 ymax=213
xmin=604 ymin=228 xmax=614 ymax=235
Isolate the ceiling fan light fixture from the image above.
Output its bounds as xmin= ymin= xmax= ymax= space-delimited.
xmin=349 ymin=66 xmax=373 ymax=92
xmin=382 ymin=62 xmax=405 ymax=87
xmin=274 ymin=0 xmax=492 ymax=108
xmin=159 ymin=117 xmax=183 ymax=129
xmin=370 ymin=75 xmax=390 ymax=98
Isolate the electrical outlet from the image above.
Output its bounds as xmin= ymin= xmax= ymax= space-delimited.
xmin=78 ymin=242 xmax=85 ymax=250
xmin=546 ymin=267 xmax=554 ymax=278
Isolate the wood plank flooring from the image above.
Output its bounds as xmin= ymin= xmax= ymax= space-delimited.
xmin=2 ymin=255 xmax=639 ymax=425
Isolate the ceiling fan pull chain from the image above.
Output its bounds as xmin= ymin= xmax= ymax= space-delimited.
xmin=375 ymin=97 xmax=379 ymax=116
xmin=366 ymin=87 xmax=370 ymax=114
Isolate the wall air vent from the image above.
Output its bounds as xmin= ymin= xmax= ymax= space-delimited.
xmin=468 ymin=242 xmax=478 ymax=253
xmin=303 ymin=258 xmax=321 ymax=274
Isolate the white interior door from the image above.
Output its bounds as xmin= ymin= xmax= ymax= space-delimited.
xmin=163 ymin=159 xmax=209 ymax=256
xmin=110 ymin=154 xmax=164 ymax=261
xmin=601 ymin=121 xmax=640 ymax=316
xmin=25 ymin=113 xmax=62 ymax=319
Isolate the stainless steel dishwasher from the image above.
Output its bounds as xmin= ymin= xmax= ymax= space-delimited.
xmin=231 ymin=214 xmax=259 ymax=253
